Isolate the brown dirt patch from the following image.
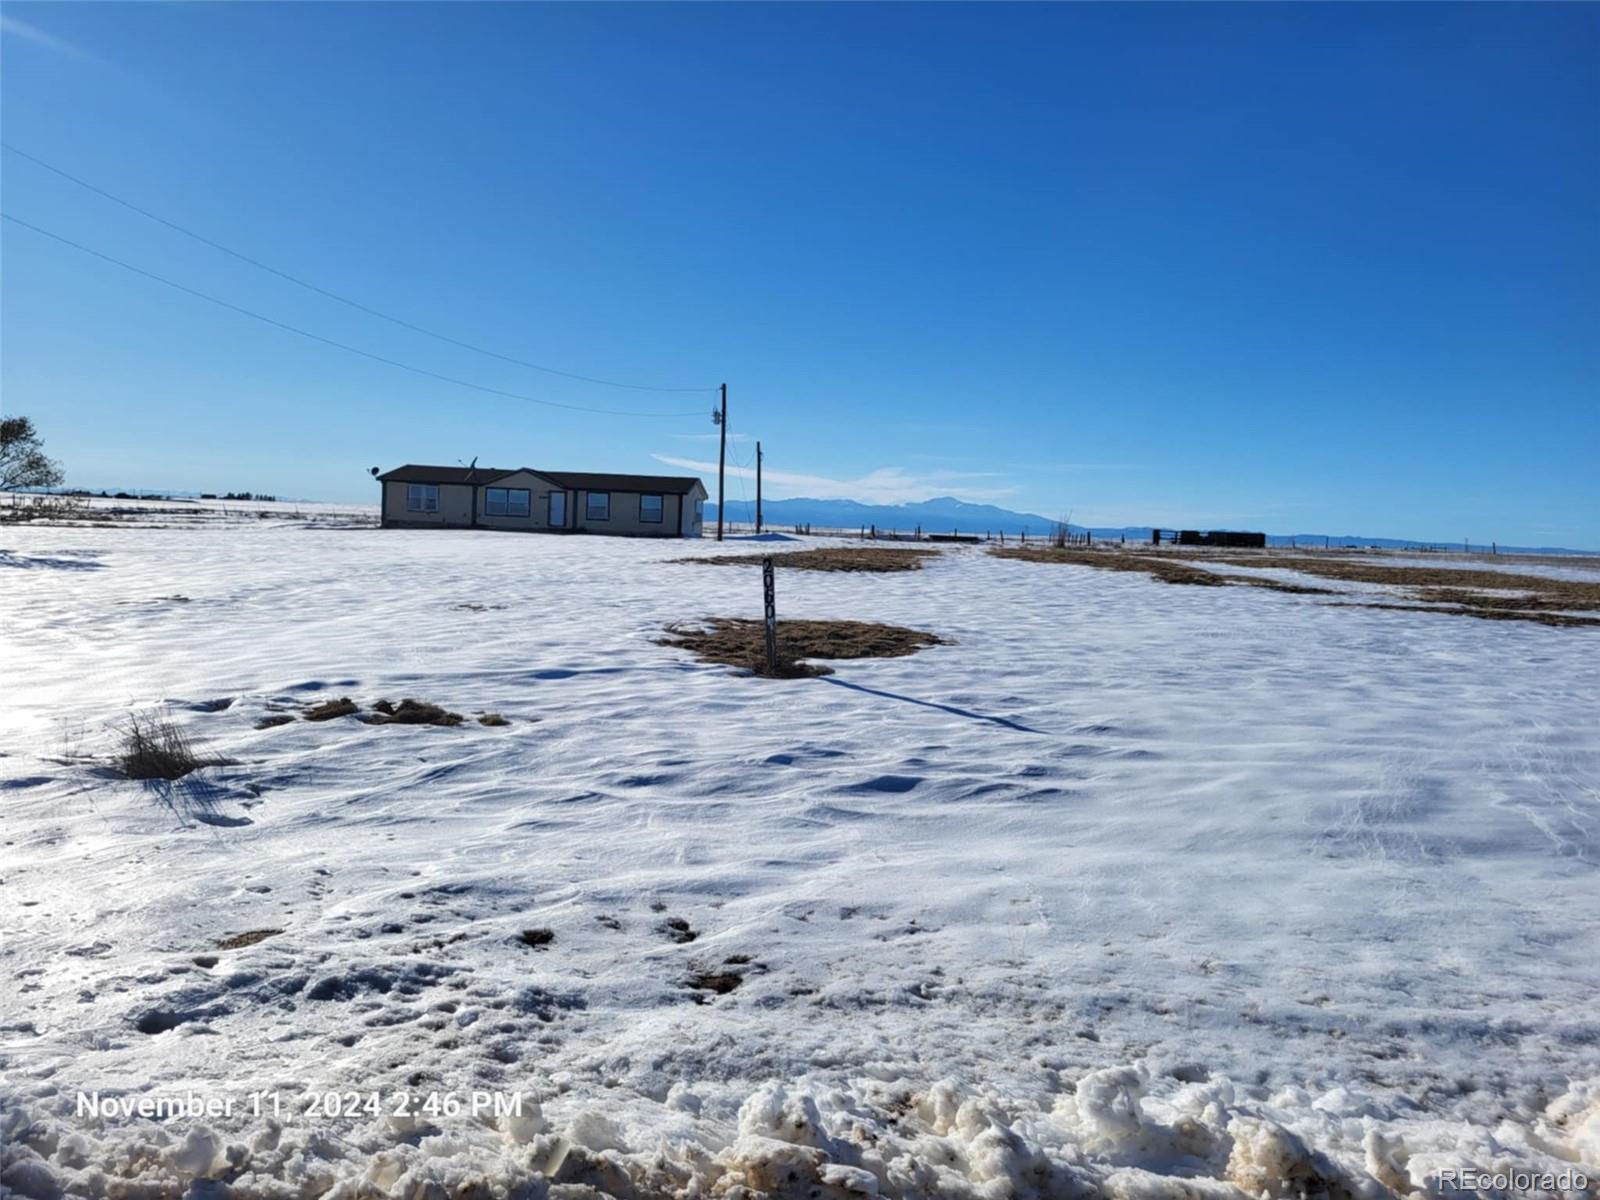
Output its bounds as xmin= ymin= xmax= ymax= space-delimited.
xmin=679 ymin=547 xmax=940 ymax=572
xmin=362 ymin=699 xmax=464 ymax=726
xmin=991 ymin=547 xmax=1333 ymax=594
xmin=303 ymin=697 xmax=358 ymax=721
xmin=661 ymin=917 xmax=698 ymax=944
xmin=216 ymin=928 xmax=281 ymax=950
xmin=687 ymin=970 xmax=743 ymax=995
xmin=255 ymin=714 xmax=296 ymax=730
xmin=660 ymin=618 xmax=945 ymax=677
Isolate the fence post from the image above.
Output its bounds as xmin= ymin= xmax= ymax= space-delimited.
xmin=762 ymin=556 xmax=778 ymax=675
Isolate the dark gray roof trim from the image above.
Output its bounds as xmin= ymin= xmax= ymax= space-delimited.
xmin=539 ymin=471 xmax=703 ymax=495
xmin=377 ymin=465 xmax=703 ymax=494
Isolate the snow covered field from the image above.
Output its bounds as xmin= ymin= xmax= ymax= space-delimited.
xmin=2 ymin=517 xmax=1597 ymax=1198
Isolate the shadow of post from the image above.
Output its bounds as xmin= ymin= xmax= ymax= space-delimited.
xmin=815 ymin=676 xmax=1043 ymax=734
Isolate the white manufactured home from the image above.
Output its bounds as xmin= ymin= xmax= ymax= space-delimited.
xmin=376 ymin=465 xmax=707 ymax=538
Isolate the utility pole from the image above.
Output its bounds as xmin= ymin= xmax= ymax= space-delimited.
xmin=716 ymin=382 xmax=727 ymax=542
xmin=756 ymin=441 xmax=763 ymax=534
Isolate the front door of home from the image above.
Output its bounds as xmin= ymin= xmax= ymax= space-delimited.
xmin=548 ymin=491 xmax=567 ymax=528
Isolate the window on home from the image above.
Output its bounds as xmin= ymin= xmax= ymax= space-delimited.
xmin=485 ymin=487 xmax=530 ymax=517
xmin=406 ymin=483 xmax=439 ymax=512
xmin=640 ymin=493 xmax=663 ymax=523
xmin=586 ymin=492 xmax=610 ymax=520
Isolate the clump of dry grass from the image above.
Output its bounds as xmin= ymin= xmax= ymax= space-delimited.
xmin=255 ymin=714 xmax=296 ymax=730
xmin=362 ymin=698 xmax=464 ymax=726
xmin=991 ymin=547 xmax=1332 ymax=594
xmin=477 ymin=713 xmax=510 ymax=727
xmin=115 ymin=710 xmax=219 ymax=780
xmin=216 ymin=928 xmax=281 ymax=950
xmin=679 ymin=547 xmax=941 ymax=573
xmin=303 ymin=697 xmax=358 ymax=721
xmin=660 ymin=617 xmax=945 ymax=677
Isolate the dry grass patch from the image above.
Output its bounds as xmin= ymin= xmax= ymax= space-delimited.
xmin=992 ymin=547 xmax=1332 ymax=595
xmin=661 ymin=617 xmax=945 ymax=677
xmin=255 ymin=714 xmax=296 ymax=730
xmin=1213 ymin=554 xmax=1600 ymax=605
xmin=362 ymin=698 xmax=464 ymax=726
xmin=1006 ymin=546 xmax=1600 ymax=626
xmin=680 ymin=547 xmax=940 ymax=572
xmin=303 ymin=696 xmax=358 ymax=721
xmin=1207 ymin=555 xmax=1600 ymax=625
xmin=477 ymin=712 xmax=510 ymax=727
xmin=1341 ymin=602 xmax=1600 ymax=629
xmin=216 ymin=928 xmax=281 ymax=950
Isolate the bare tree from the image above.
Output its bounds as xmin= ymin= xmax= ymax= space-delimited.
xmin=0 ymin=417 xmax=65 ymax=492
xmin=1052 ymin=509 xmax=1074 ymax=549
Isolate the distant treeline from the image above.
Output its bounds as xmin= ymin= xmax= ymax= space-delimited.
xmin=58 ymin=488 xmax=279 ymax=503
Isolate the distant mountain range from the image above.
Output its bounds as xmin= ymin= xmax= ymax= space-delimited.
xmin=707 ymin=495 xmax=1597 ymax=555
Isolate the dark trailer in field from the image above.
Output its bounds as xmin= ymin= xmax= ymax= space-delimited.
xmin=1167 ymin=530 xmax=1267 ymax=548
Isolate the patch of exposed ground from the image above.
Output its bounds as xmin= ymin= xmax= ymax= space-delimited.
xmin=995 ymin=547 xmax=1600 ymax=626
xmin=990 ymin=547 xmax=1333 ymax=594
xmin=303 ymin=697 xmax=359 ymax=721
xmin=215 ymin=928 xmax=281 ymax=950
xmin=661 ymin=917 xmax=698 ymax=944
xmin=679 ymin=547 xmax=940 ymax=572
xmin=361 ymin=699 xmax=464 ymax=726
xmin=660 ymin=618 xmax=946 ymax=677
xmin=1203 ymin=554 xmax=1600 ymax=625
xmin=687 ymin=969 xmax=743 ymax=995
xmin=1342 ymin=602 xmax=1600 ymax=629
xmin=1210 ymin=554 xmax=1600 ymax=605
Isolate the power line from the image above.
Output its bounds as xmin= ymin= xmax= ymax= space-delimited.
xmin=2 ymin=212 xmax=707 ymax=419
xmin=1 ymin=142 xmax=717 ymax=395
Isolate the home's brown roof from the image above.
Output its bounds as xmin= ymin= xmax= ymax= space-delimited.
xmin=539 ymin=471 xmax=704 ymax=495
xmin=376 ymin=464 xmax=518 ymax=485
xmin=376 ymin=465 xmax=704 ymax=494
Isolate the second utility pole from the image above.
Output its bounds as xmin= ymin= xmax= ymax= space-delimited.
xmin=716 ymin=382 xmax=727 ymax=542
xmin=756 ymin=441 xmax=763 ymax=534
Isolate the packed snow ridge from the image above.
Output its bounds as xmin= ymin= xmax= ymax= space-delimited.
xmin=2 ymin=516 xmax=1597 ymax=1198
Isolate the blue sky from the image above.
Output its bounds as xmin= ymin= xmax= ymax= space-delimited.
xmin=3 ymin=3 xmax=1596 ymax=545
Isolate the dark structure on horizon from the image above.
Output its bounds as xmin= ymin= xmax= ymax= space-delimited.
xmin=1177 ymin=529 xmax=1267 ymax=548
xmin=1151 ymin=528 xmax=1267 ymax=548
